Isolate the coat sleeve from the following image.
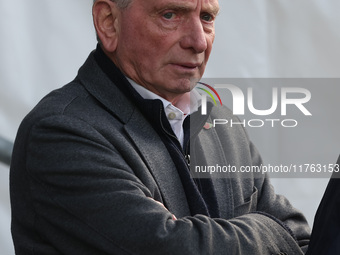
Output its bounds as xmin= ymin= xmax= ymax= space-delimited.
xmin=204 ymin=106 xmax=310 ymax=254
xmin=22 ymin=115 xmax=305 ymax=255
xmin=248 ymin=140 xmax=311 ymax=254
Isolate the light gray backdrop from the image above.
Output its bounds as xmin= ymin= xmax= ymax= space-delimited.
xmin=1 ymin=0 xmax=339 ymax=254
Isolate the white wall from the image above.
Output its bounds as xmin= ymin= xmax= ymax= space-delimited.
xmin=1 ymin=0 xmax=339 ymax=253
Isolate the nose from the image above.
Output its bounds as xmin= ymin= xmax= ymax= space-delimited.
xmin=180 ymin=17 xmax=208 ymax=53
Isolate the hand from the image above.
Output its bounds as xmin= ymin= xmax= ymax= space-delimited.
xmin=149 ymin=198 xmax=177 ymax=220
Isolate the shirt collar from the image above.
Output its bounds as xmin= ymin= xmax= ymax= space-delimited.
xmin=126 ymin=77 xmax=201 ymax=117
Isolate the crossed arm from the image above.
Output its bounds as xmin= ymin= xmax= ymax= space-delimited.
xmin=19 ymin=115 xmax=309 ymax=254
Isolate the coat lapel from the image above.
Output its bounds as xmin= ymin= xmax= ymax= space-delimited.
xmin=124 ymin=110 xmax=191 ymax=217
xmin=192 ymin=113 xmax=235 ymax=219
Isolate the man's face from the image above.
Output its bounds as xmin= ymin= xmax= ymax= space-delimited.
xmin=112 ymin=0 xmax=219 ymax=102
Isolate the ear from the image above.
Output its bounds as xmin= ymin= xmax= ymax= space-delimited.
xmin=93 ymin=0 xmax=120 ymax=52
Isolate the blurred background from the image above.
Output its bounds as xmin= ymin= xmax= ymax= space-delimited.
xmin=1 ymin=0 xmax=339 ymax=254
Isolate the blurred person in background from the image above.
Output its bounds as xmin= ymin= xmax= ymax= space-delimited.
xmin=306 ymin=155 xmax=340 ymax=255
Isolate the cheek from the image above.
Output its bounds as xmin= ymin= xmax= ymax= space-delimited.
xmin=126 ymin=27 xmax=168 ymax=64
xmin=203 ymin=38 xmax=214 ymax=63
xmin=207 ymin=33 xmax=215 ymax=52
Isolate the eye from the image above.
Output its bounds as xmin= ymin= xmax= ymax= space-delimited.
xmin=201 ymin=13 xmax=213 ymax=22
xmin=163 ymin=12 xmax=176 ymax=20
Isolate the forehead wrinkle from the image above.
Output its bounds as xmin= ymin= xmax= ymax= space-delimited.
xmin=152 ymin=2 xmax=196 ymax=13
xmin=147 ymin=1 xmax=220 ymax=18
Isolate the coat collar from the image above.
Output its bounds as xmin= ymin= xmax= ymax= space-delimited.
xmin=77 ymin=48 xmax=136 ymax=125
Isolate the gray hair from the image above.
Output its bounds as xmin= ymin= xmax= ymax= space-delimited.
xmin=93 ymin=0 xmax=132 ymax=9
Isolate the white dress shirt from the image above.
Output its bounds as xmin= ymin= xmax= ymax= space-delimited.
xmin=127 ymin=78 xmax=201 ymax=147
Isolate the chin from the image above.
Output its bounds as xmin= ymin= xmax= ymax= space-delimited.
xmin=177 ymin=77 xmax=201 ymax=91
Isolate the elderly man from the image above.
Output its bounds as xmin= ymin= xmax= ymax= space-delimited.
xmin=10 ymin=0 xmax=310 ymax=254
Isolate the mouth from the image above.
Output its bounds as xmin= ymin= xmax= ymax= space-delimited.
xmin=172 ymin=62 xmax=202 ymax=71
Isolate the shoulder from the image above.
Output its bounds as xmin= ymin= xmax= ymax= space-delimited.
xmin=22 ymin=80 xmax=90 ymax=128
